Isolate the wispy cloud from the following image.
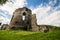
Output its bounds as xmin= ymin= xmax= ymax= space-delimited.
xmin=0 ymin=0 xmax=27 ymax=24
xmin=32 ymin=0 xmax=60 ymax=26
xmin=0 ymin=0 xmax=27 ymax=14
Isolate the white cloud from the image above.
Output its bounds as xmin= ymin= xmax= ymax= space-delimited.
xmin=32 ymin=0 xmax=60 ymax=26
xmin=0 ymin=16 xmax=9 ymax=24
xmin=32 ymin=5 xmax=51 ymax=24
xmin=0 ymin=0 xmax=27 ymax=24
xmin=0 ymin=0 xmax=27 ymax=14
xmin=40 ymin=11 xmax=60 ymax=24
xmin=49 ymin=0 xmax=57 ymax=7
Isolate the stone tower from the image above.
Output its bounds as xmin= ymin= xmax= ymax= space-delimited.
xmin=9 ymin=7 xmax=32 ymax=30
xmin=31 ymin=14 xmax=39 ymax=31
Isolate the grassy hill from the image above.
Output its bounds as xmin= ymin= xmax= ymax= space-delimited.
xmin=0 ymin=30 xmax=60 ymax=40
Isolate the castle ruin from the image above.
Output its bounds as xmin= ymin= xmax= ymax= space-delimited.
xmin=9 ymin=7 xmax=49 ymax=32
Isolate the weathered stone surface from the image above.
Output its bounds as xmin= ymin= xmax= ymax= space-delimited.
xmin=0 ymin=23 xmax=2 ymax=29
xmin=39 ymin=25 xmax=49 ymax=32
xmin=0 ymin=23 xmax=1 ymax=25
xmin=9 ymin=7 xmax=32 ymax=30
xmin=31 ymin=14 xmax=39 ymax=31
xmin=1 ymin=24 xmax=8 ymax=30
xmin=9 ymin=7 xmax=50 ymax=32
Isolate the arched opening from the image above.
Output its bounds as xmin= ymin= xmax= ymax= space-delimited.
xmin=23 ymin=12 xmax=26 ymax=15
xmin=22 ymin=12 xmax=26 ymax=20
xmin=0 ymin=23 xmax=1 ymax=25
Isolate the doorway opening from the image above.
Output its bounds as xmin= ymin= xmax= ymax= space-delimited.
xmin=22 ymin=12 xmax=26 ymax=20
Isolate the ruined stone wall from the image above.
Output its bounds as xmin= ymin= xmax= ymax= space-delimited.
xmin=9 ymin=7 xmax=32 ymax=30
xmin=31 ymin=14 xmax=39 ymax=31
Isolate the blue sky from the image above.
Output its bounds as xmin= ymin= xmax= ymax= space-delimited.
xmin=26 ymin=0 xmax=60 ymax=8
xmin=27 ymin=0 xmax=42 ymax=7
xmin=0 ymin=0 xmax=60 ymax=26
xmin=26 ymin=0 xmax=50 ymax=7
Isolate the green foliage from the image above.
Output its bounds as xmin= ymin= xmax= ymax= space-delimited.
xmin=0 ymin=0 xmax=8 ymax=5
xmin=0 ymin=30 xmax=60 ymax=40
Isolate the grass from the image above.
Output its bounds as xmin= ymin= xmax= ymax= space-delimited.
xmin=0 ymin=30 xmax=60 ymax=40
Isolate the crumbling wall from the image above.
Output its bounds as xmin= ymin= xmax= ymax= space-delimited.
xmin=8 ymin=7 xmax=50 ymax=32
xmin=31 ymin=14 xmax=39 ymax=31
xmin=9 ymin=7 xmax=32 ymax=30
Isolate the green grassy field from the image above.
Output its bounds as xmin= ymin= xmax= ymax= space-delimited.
xmin=0 ymin=30 xmax=60 ymax=40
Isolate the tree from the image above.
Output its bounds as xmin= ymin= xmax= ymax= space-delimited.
xmin=0 ymin=0 xmax=8 ymax=5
